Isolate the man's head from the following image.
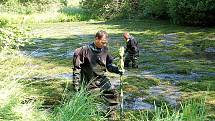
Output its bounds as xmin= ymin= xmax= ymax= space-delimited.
xmin=123 ymin=32 xmax=130 ymax=41
xmin=95 ymin=30 xmax=108 ymax=48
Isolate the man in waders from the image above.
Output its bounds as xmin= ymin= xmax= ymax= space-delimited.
xmin=73 ymin=30 xmax=123 ymax=120
xmin=123 ymin=32 xmax=139 ymax=68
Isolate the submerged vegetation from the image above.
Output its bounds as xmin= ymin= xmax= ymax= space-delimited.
xmin=127 ymin=98 xmax=206 ymax=121
xmin=1 ymin=20 xmax=214 ymax=120
xmin=0 ymin=0 xmax=215 ymax=121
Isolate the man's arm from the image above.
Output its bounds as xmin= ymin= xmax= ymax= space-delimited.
xmin=130 ymin=38 xmax=139 ymax=54
xmin=125 ymin=44 xmax=128 ymax=53
xmin=106 ymin=54 xmax=122 ymax=75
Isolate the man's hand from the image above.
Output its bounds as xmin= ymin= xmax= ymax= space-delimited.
xmin=118 ymin=69 xmax=125 ymax=76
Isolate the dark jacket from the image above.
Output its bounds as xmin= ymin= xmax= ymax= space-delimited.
xmin=73 ymin=43 xmax=121 ymax=86
xmin=125 ymin=36 xmax=139 ymax=55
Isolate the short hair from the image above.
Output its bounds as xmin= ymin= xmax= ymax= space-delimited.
xmin=95 ymin=30 xmax=108 ymax=40
xmin=123 ymin=32 xmax=130 ymax=37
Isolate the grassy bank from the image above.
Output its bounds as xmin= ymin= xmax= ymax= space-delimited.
xmin=0 ymin=51 xmax=50 ymax=120
xmin=0 ymin=7 xmax=91 ymax=24
xmin=0 ymin=0 xmax=92 ymax=24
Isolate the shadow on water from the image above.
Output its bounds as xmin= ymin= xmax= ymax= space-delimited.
xmin=90 ymin=19 xmax=215 ymax=33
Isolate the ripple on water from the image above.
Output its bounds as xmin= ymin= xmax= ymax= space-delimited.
xmin=124 ymin=97 xmax=154 ymax=110
xmin=21 ymin=49 xmax=50 ymax=57
xmin=148 ymin=84 xmax=181 ymax=107
xmin=53 ymin=73 xmax=74 ymax=80
xmin=33 ymin=39 xmax=43 ymax=43
xmin=51 ymin=43 xmax=65 ymax=47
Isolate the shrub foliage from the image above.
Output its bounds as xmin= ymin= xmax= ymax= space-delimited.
xmin=81 ymin=0 xmax=215 ymax=26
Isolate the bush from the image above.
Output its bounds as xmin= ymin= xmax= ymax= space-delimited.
xmin=139 ymin=0 xmax=168 ymax=19
xmin=59 ymin=6 xmax=91 ymax=21
xmin=0 ymin=0 xmax=58 ymax=14
xmin=80 ymin=0 xmax=168 ymax=20
xmin=0 ymin=25 xmax=32 ymax=51
xmin=0 ymin=0 xmax=55 ymax=4
xmin=81 ymin=0 xmax=215 ymax=26
xmin=80 ymin=0 xmax=125 ymax=20
xmin=0 ymin=17 xmax=8 ymax=27
xmin=115 ymin=0 xmax=140 ymax=19
xmin=167 ymin=0 xmax=215 ymax=26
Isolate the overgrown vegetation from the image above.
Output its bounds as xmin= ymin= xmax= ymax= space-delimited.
xmin=52 ymin=89 xmax=104 ymax=121
xmin=0 ymin=0 xmax=91 ymax=23
xmin=0 ymin=0 xmax=214 ymax=120
xmin=0 ymin=21 xmax=32 ymax=51
xmin=81 ymin=0 xmax=215 ymax=26
xmin=167 ymin=0 xmax=215 ymax=26
xmin=1 ymin=0 xmax=214 ymax=25
xmin=0 ymin=51 xmax=50 ymax=120
xmin=0 ymin=0 xmax=58 ymax=14
xmin=127 ymin=98 xmax=206 ymax=121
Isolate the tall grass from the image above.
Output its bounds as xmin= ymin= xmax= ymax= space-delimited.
xmin=0 ymin=0 xmax=58 ymax=14
xmin=52 ymin=88 xmax=105 ymax=121
xmin=0 ymin=51 xmax=50 ymax=121
xmin=128 ymin=98 xmax=206 ymax=121
xmin=59 ymin=7 xmax=92 ymax=21
xmin=0 ymin=0 xmax=92 ymax=24
xmin=0 ymin=9 xmax=92 ymax=24
xmin=181 ymin=99 xmax=206 ymax=121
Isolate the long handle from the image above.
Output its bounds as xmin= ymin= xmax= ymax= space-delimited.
xmin=119 ymin=46 xmax=125 ymax=120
